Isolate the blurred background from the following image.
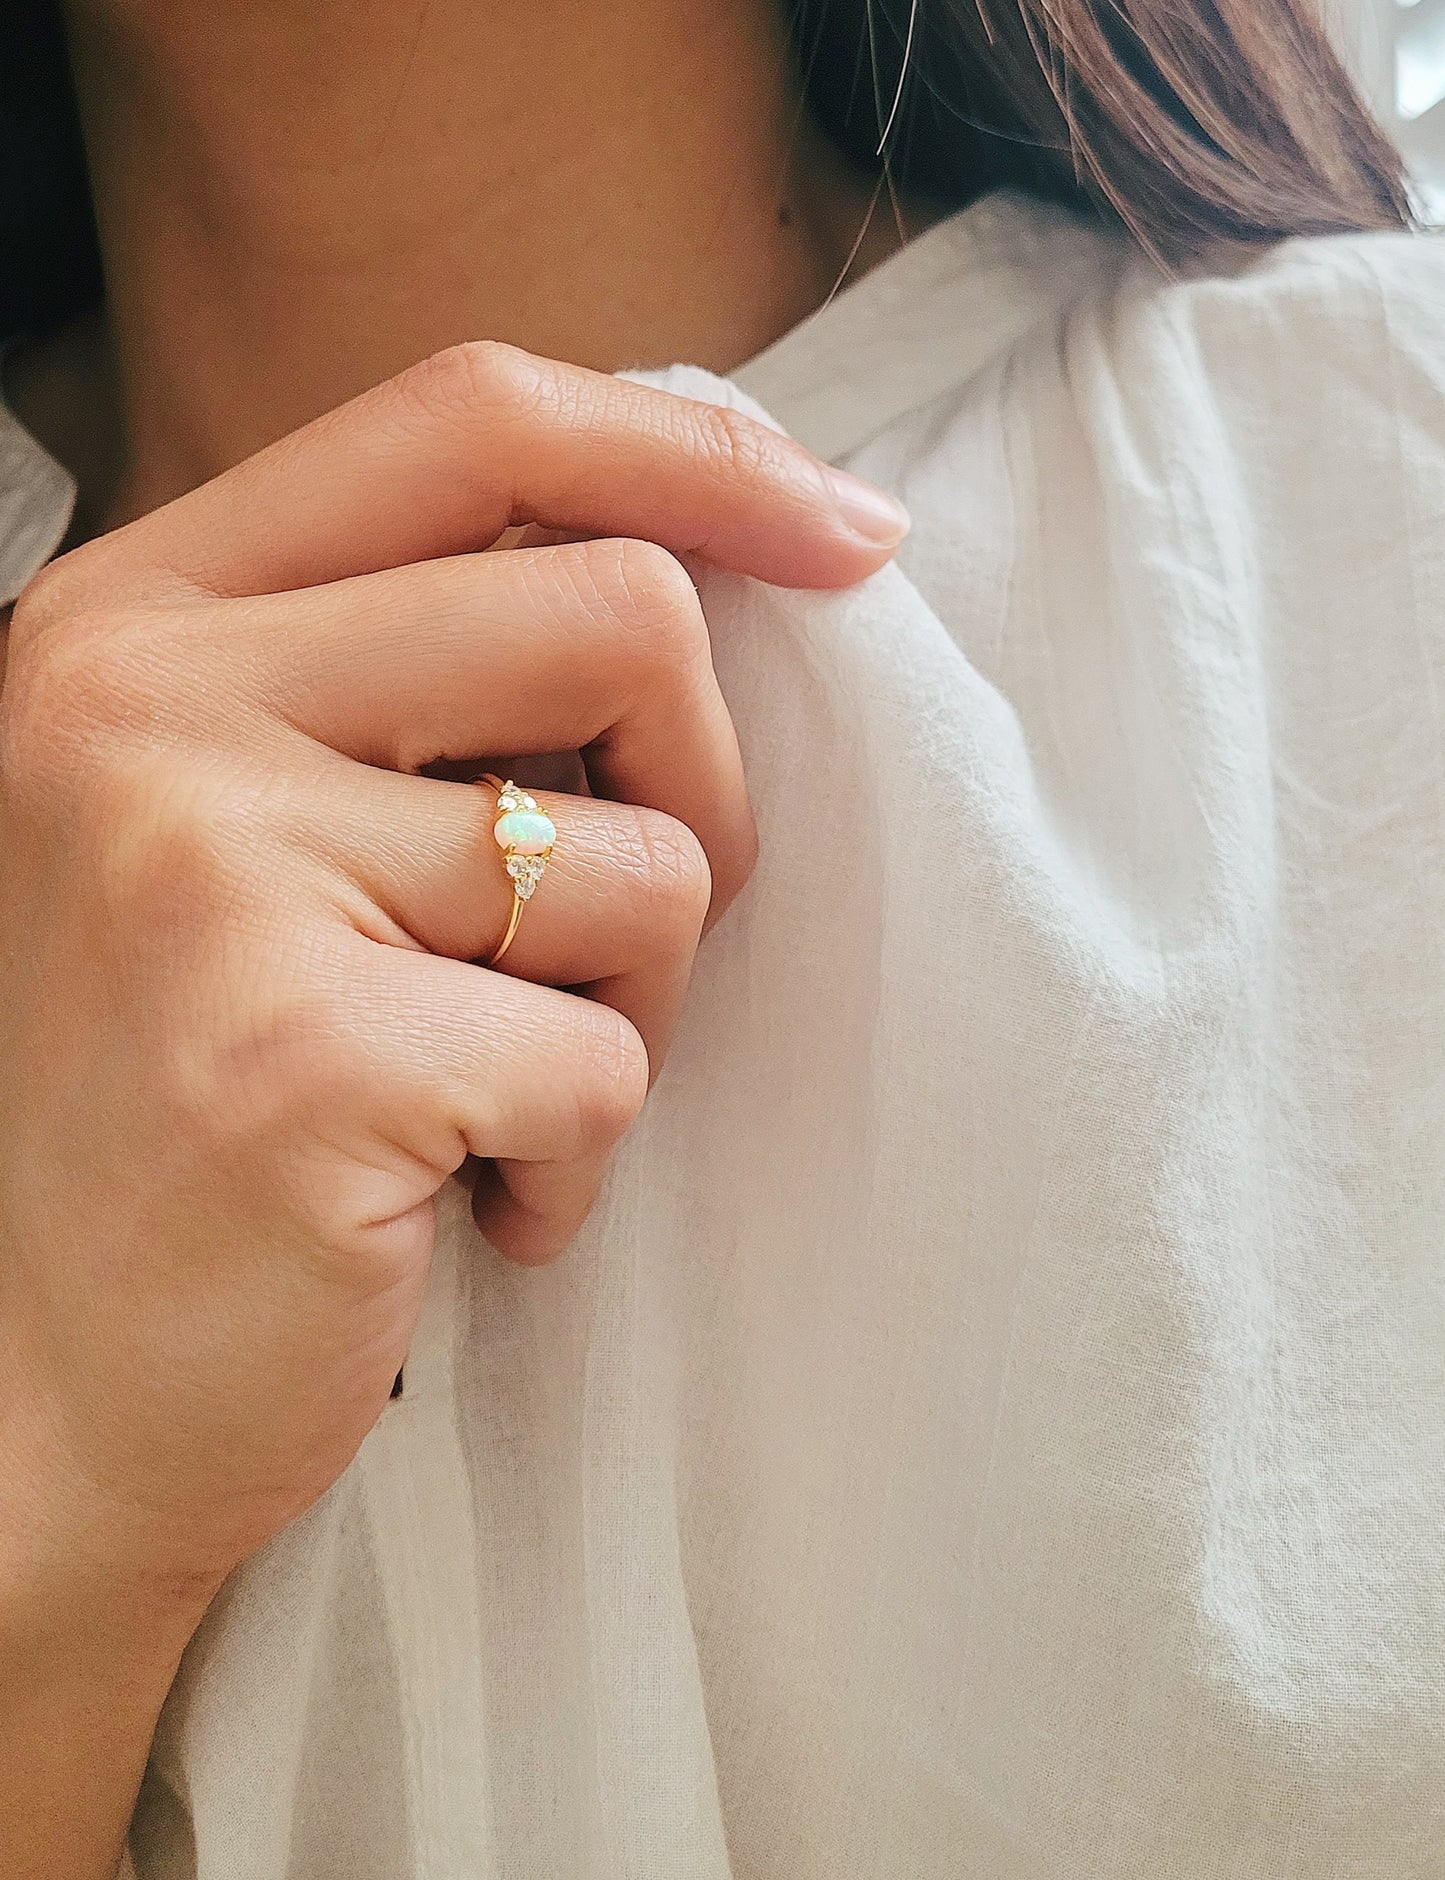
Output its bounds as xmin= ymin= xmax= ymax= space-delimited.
xmin=1349 ymin=0 xmax=1445 ymax=216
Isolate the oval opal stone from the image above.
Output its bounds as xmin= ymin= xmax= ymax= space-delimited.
xmin=494 ymin=808 xmax=555 ymax=855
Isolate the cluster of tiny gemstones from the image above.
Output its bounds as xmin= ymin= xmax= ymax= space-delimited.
xmin=506 ymin=853 xmax=547 ymax=899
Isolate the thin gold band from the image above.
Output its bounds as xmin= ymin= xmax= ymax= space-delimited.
xmin=489 ymin=890 xmax=526 ymax=967
xmin=481 ymin=773 xmax=551 ymax=968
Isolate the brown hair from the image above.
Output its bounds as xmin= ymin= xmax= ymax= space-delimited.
xmin=792 ymin=0 xmax=1415 ymax=266
xmin=0 ymin=0 xmax=1418 ymax=340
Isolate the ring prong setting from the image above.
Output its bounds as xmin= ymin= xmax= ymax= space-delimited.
xmin=489 ymin=778 xmax=555 ymax=908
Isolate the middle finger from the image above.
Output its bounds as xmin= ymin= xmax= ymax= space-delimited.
xmin=237 ymin=533 xmax=757 ymax=914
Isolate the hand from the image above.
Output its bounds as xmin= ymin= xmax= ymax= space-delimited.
xmin=0 ymin=341 xmax=906 ymax=1602
xmin=0 ymin=344 xmax=905 ymax=1879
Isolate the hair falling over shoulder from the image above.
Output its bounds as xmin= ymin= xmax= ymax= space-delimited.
xmin=0 ymin=0 xmax=1419 ymax=340
xmin=793 ymin=0 xmax=1415 ymax=265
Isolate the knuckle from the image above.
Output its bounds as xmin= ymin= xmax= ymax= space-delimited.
xmin=400 ymin=338 xmax=552 ymax=429
xmin=246 ymin=987 xmax=364 ymax=1104
xmin=9 ymin=534 xmax=170 ymax=642
xmin=88 ymin=757 xmax=266 ymax=932
xmin=7 ymin=554 xmax=87 ymax=642
xmin=694 ymin=400 xmax=773 ymax=489
xmin=627 ymin=805 xmax=713 ymax=942
xmin=2 ymin=606 xmax=163 ymax=784
xmin=609 ymin=535 xmax=698 ymax=618
xmin=588 ymin=536 xmax=707 ymax=668
xmin=570 ymin=1006 xmax=649 ymax=1150
xmin=173 ymin=981 xmax=365 ymax=1156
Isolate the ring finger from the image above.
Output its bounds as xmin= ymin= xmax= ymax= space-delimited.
xmin=312 ymin=766 xmax=716 ymax=1073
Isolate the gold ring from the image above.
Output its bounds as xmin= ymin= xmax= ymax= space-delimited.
xmin=480 ymin=774 xmax=556 ymax=967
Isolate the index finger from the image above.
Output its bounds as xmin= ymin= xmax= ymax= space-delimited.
xmin=105 ymin=343 xmax=909 ymax=599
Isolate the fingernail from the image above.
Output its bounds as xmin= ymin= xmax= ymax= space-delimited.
xmin=823 ymin=469 xmax=911 ymax=547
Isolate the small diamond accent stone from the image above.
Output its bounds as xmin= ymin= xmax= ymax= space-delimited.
xmin=506 ymin=852 xmax=547 ymax=900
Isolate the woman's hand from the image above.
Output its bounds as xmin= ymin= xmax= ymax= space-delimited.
xmin=0 ymin=344 xmax=905 ymax=1877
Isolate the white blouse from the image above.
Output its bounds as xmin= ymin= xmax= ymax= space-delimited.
xmin=7 ymin=188 xmax=1445 ymax=1878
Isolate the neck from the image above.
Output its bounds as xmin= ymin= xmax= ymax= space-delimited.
xmin=45 ymin=0 xmax=895 ymax=529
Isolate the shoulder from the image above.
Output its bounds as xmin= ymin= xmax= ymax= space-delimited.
xmin=958 ymin=218 xmax=1445 ymax=670
xmin=1097 ymin=225 xmax=1445 ymax=441
xmin=1166 ymin=222 xmax=1445 ymax=345
xmin=993 ymin=223 xmax=1445 ymax=572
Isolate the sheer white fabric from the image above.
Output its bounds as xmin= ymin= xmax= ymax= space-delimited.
xmin=0 ymin=389 xmax=74 ymax=607
xmin=9 ymin=189 xmax=1445 ymax=1877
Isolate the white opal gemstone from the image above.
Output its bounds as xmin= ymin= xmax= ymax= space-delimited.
xmin=494 ymin=808 xmax=555 ymax=855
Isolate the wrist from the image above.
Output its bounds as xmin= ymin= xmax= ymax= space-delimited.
xmin=0 ymin=1404 xmax=215 ymax=1880
xmin=0 ymin=1385 xmax=223 ymax=1682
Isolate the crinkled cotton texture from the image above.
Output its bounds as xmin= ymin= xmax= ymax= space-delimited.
xmin=7 ymin=189 xmax=1443 ymax=1877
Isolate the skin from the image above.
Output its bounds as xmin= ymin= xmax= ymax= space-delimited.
xmin=0 ymin=3 xmax=915 ymax=1874
xmin=15 ymin=0 xmax=911 ymax=535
